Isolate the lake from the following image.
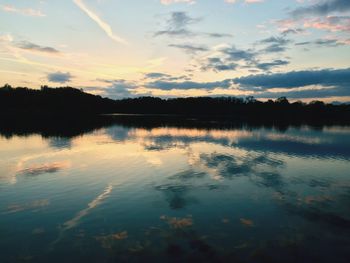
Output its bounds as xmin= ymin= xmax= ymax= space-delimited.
xmin=1 ymin=117 xmax=350 ymax=263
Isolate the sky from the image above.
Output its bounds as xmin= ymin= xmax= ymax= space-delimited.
xmin=0 ymin=0 xmax=350 ymax=102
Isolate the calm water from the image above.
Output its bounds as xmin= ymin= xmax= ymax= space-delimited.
xmin=1 ymin=119 xmax=350 ymax=263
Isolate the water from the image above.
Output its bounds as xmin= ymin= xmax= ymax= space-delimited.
xmin=1 ymin=118 xmax=350 ymax=263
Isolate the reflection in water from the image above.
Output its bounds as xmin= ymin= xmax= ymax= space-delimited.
xmin=240 ymin=218 xmax=255 ymax=227
xmin=160 ymin=215 xmax=194 ymax=229
xmin=0 ymin=119 xmax=350 ymax=262
xmin=61 ymin=184 xmax=113 ymax=231
xmin=32 ymin=228 xmax=45 ymax=235
xmin=96 ymin=231 xmax=128 ymax=249
xmin=17 ymin=162 xmax=70 ymax=176
xmin=4 ymin=199 xmax=50 ymax=214
xmin=48 ymin=137 xmax=72 ymax=150
xmin=52 ymin=184 xmax=113 ymax=247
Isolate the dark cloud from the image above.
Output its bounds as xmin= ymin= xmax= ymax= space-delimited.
xmin=255 ymin=60 xmax=290 ymax=71
xmin=84 ymin=79 xmax=146 ymax=99
xmin=221 ymin=45 xmax=256 ymax=61
xmin=295 ymin=41 xmax=311 ymax=46
xmin=144 ymin=73 xmax=172 ymax=79
xmin=257 ymin=86 xmax=350 ymax=99
xmin=143 ymin=68 xmax=350 ymax=99
xmin=155 ymin=28 xmax=193 ymax=37
xmin=200 ymin=35 xmax=291 ymax=72
xmin=204 ymin=32 xmax=233 ymax=38
xmin=263 ymin=44 xmax=287 ymax=53
xmin=314 ymin=39 xmax=341 ymax=47
xmin=144 ymin=73 xmax=191 ymax=82
xmin=281 ymin=28 xmax=304 ymax=36
xmin=47 ymin=72 xmax=72 ymax=83
xmin=260 ymin=36 xmax=290 ymax=45
xmin=234 ymin=68 xmax=350 ymax=90
xmin=199 ymin=45 xmax=257 ymax=72
xmin=166 ymin=11 xmax=199 ymax=30
xmin=291 ymin=0 xmax=350 ymax=17
xmin=146 ymin=79 xmax=233 ymax=90
xmin=259 ymin=36 xmax=291 ymax=53
xmin=200 ymin=57 xmax=238 ymax=72
xmin=106 ymin=80 xmax=135 ymax=98
xmin=199 ymin=42 xmax=290 ymax=72
xmin=100 ymin=80 xmax=139 ymax=99
xmin=154 ymin=12 xmax=199 ymax=37
xmin=296 ymin=38 xmax=344 ymax=48
xmin=154 ymin=12 xmax=232 ymax=39
xmin=169 ymin=43 xmax=208 ymax=54
xmin=15 ymin=41 xmax=60 ymax=54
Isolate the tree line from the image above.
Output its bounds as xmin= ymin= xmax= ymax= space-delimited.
xmin=1 ymin=85 xmax=349 ymax=123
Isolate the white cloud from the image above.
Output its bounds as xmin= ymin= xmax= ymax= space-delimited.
xmin=160 ymin=0 xmax=196 ymax=5
xmin=225 ymin=0 xmax=264 ymax=4
xmin=1 ymin=5 xmax=45 ymax=17
xmin=160 ymin=0 xmax=263 ymax=4
xmin=73 ymin=0 xmax=127 ymax=45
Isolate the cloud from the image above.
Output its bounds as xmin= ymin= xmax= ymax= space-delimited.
xmin=257 ymin=86 xmax=350 ymax=99
xmin=15 ymin=41 xmax=60 ymax=54
xmin=144 ymin=73 xmax=172 ymax=79
xmin=154 ymin=11 xmax=199 ymax=37
xmin=143 ymin=73 xmax=191 ymax=81
xmin=141 ymin=68 xmax=350 ymax=100
xmin=291 ymin=0 xmax=350 ymax=18
xmin=160 ymin=0 xmax=264 ymax=4
xmin=200 ymin=57 xmax=238 ymax=72
xmin=1 ymin=4 xmax=45 ymax=17
xmin=258 ymin=36 xmax=291 ymax=53
xmin=102 ymin=80 xmax=137 ymax=98
xmin=73 ymin=0 xmax=127 ymax=44
xmin=296 ymin=38 xmax=345 ymax=47
xmin=255 ymin=60 xmax=290 ymax=71
xmin=146 ymin=79 xmax=233 ymax=90
xmin=155 ymin=12 xmax=232 ymax=39
xmin=205 ymin=33 xmax=233 ymax=38
xmin=0 ymin=36 xmax=61 ymax=56
xmin=199 ymin=44 xmax=257 ymax=71
xmin=234 ymin=68 xmax=350 ymax=90
xmin=47 ymin=72 xmax=73 ymax=83
xmin=225 ymin=0 xmax=264 ymax=4
xmin=197 ymin=41 xmax=291 ymax=72
xmin=281 ymin=28 xmax=305 ymax=36
xmin=160 ymin=0 xmax=195 ymax=5
xmin=221 ymin=45 xmax=256 ymax=61
xmin=198 ymin=45 xmax=258 ymax=72
xmin=88 ymin=79 xmax=145 ymax=99
xmin=169 ymin=43 xmax=208 ymax=54
xmin=0 ymin=34 xmax=13 ymax=42
xmin=303 ymin=16 xmax=350 ymax=32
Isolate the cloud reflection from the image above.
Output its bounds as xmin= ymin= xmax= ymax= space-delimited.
xmin=105 ymin=124 xmax=350 ymax=160
xmin=4 ymin=199 xmax=50 ymax=214
xmin=62 ymin=184 xmax=113 ymax=231
xmin=52 ymin=184 xmax=113 ymax=246
xmin=17 ymin=161 xmax=70 ymax=176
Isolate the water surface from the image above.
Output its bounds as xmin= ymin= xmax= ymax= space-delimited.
xmin=1 ymin=120 xmax=350 ymax=262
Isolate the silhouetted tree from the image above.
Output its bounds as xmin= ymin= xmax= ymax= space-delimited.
xmin=0 ymin=85 xmax=349 ymax=124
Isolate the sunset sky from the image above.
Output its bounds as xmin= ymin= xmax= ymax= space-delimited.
xmin=0 ymin=0 xmax=350 ymax=102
